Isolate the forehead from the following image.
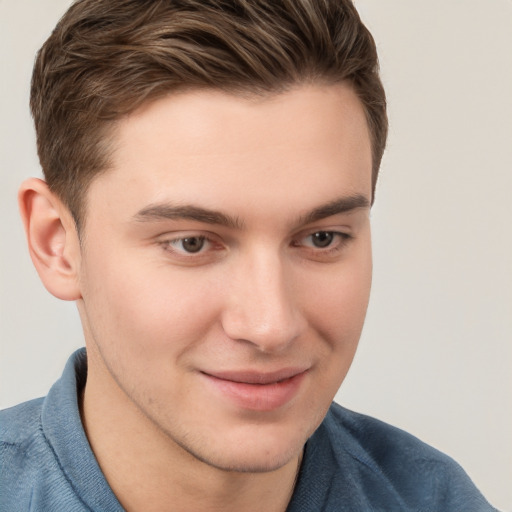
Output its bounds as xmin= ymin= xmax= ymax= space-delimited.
xmin=86 ymin=83 xmax=372 ymax=226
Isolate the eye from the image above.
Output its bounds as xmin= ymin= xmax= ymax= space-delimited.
xmin=300 ymin=231 xmax=348 ymax=249
xmin=159 ymin=231 xmax=228 ymax=266
xmin=292 ymin=230 xmax=352 ymax=259
xmin=309 ymin=231 xmax=335 ymax=248
xmin=178 ymin=236 xmax=205 ymax=253
xmin=165 ymin=235 xmax=211 ymax=255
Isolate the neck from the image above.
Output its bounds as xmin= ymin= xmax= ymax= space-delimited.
xmin=80 ymin=355 xmax=302 ymax=512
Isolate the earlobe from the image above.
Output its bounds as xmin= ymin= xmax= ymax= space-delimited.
xmin=18 ymin=178 xmax=82 ymax=301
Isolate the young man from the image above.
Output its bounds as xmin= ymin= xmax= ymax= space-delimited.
xmin=0 ymin=0 xmax=497 ymax=511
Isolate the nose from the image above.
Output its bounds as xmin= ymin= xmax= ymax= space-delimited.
xmin=221 ymin=248 xmax=306 ymax=353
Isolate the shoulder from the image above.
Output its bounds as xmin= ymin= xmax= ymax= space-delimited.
xmin=1 ymin=350 xmax=121 ymax=511
xmin=324 ymin=402 xmax=452 ymax=466
xmin=1 ymin=398 xmax=46 ymax=464
xmin=1 ymin=397 xmax=45 ymax=443
xmin=316 ymin=403 xmax=497 ymax=511
xmin=0 ymin=398 xmax=52 ymax=509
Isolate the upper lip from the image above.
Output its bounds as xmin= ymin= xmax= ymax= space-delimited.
xmin=201 ymin=367 xmax=309 ymax=385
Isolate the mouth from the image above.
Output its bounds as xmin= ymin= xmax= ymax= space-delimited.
xmin=200 ymin=368 xmax=309 ymax=411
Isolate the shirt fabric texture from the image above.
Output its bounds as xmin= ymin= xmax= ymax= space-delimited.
xmin=0 ymin=349 xmax=497 ymax=511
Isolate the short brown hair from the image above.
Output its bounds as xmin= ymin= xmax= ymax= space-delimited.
xmin=31 ymin=0 xmax=387 ymax=229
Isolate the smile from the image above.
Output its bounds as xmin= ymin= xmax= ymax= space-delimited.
xmin=200 ymin=368 xmax=309 ymax=411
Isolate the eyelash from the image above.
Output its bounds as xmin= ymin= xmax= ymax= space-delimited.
xmin=160 ymin=230 xmax=352 ymax=261
xmin=293 ymin=231 xmax=352 ymax=255
xmin=296 ymin=232 xmax=356 ymax=265
xmin=161 ymin=235 xmax=218 ymax=257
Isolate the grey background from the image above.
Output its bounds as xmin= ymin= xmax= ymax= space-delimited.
xmin=1 ymin=1 xmax=511 ymax=509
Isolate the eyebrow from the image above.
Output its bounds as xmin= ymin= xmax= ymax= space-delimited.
xmin=134 ymin=203 xmax=244 ymax=229
xmin=298 ymin=194 xmax=370 ymax=225
xmin=133 ymin=194 xmax=370 ymax=229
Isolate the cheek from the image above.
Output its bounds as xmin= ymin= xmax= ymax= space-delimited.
xmin=292 ymin=255 xmax=372 ymax=421
xmin=80 ymin=247 xmax=222 ymax=358
xmin=302 ymin=250 xmax=372 ymax=344
xmin=79 ymin=256 xmax=223 ymax=409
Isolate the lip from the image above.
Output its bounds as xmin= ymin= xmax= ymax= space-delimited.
xmin=200 ymin=368 xmax=308 ymax=411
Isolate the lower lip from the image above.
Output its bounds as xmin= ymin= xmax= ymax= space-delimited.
xmin=202 ymin=372 xmax=307 ymax=412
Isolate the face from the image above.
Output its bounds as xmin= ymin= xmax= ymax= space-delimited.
xmin=77 ymin=83 xmax=373 ymax=472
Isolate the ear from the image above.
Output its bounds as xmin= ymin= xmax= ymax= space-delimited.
xmin=18 ymin=178 xmax=82 ymax=301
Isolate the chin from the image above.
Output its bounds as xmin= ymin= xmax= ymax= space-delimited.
xmin=191 ymin=444 xmax=300 ymax=474
xmin=170 ymin=421 xmax=310 ymax=474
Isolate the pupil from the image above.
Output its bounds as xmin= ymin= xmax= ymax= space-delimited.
xmin=182 ymin=237 xmax=204 ymax=253
xmin=312 ymin=232 xmax=333 ymax=248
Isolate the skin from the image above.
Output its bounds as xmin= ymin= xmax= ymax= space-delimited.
xmin=20 ymin=83 xmax=373 ymax=511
